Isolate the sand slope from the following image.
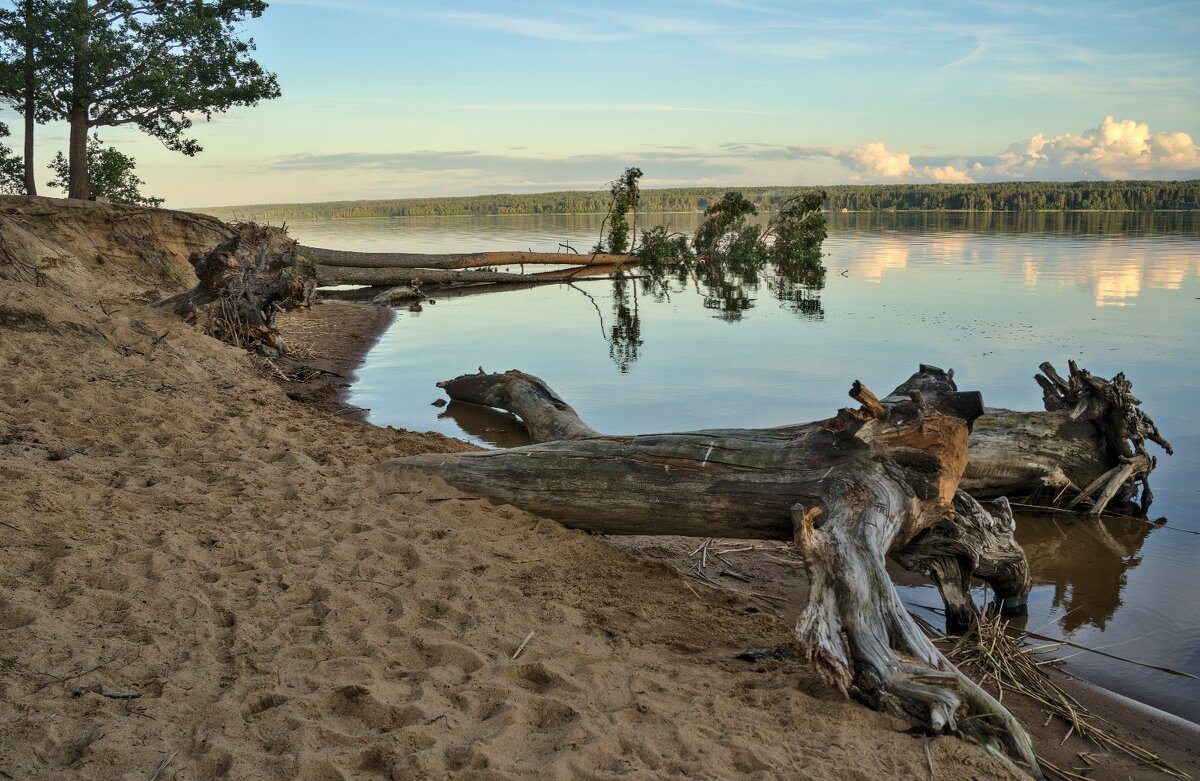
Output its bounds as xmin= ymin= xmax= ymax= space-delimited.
xmin=0 ymin=196 xmax=1022 ymax=779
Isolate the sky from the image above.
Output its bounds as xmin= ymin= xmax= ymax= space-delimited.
xmin=9 ymin=0 xmax=1200 ymax=207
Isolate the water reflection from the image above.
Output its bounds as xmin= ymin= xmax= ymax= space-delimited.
xmin=1017 ymin=513 xmax=1152 ymax=632
xmin=580 ymin=232 xmax=828 ymax=369
xmin=609 ymin=274 xmax=643 ymax=373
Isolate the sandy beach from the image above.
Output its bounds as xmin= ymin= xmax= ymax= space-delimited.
xmin=1 ymin=196 xmax=1196 ymax=780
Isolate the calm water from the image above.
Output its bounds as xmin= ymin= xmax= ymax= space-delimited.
xmin=290 ymin=211 xmax=1200 ymax=722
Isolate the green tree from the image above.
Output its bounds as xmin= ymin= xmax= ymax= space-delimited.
xmin=596 ymin=167 xmax=643 ymax=254
xmin=0 ymin=120 xmax=24 ymax=193
xmin=43 ymin=0 xmax=279 ymax=199
xmin=47 ymin=133 xmax=162 ymax=206
xmin=693 ymin=191 xmax=757 ymax=258
xmin=0 ymin=0 xmax=55 ymax=194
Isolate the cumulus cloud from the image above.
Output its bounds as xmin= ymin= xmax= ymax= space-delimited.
xmin=725 ymin=116 xmax=1197 ymax=183
xmin=839 ymin=142 xmax=914 ymax=178
xmin=985 ymin=116 xmax=1200 ymax=179
xmin=830 ymin=143 xmax=975 ymax=182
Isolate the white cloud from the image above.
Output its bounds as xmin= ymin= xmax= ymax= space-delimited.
xmin=829 ymin=143 xmax=975 ymax=183
xmin=987 ymin=116 xmax=1200 ymax=179
xmin=839 ymin=142 xmax=914 ymax=177
xmin=731 ymin=116 xmax=1197 ymax=183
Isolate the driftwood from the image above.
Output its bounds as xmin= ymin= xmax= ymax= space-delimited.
xmin=316 ymin=263 xmax=624 ymax=289
xmin=965 ymin=362 xmax=1172 ymax=515
xmin=157 ymin=223 xmax=314 ymax=354
xmin=301 ymin=245 xmax=632 ymax=270
xmin=390 ymin=366 xmax=1040 ymax=775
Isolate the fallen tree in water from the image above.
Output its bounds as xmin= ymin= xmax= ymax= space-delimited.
xmin=390 ymin=364 xmax=1041 ymax=775
xmin=387 ymin=360 xmax=1172 ymax=775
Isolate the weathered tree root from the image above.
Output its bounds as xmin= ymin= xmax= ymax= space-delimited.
xmin=157 ymin=222 xmax=315 ymax=354
xmin=389 ymin=366 xmax=1040 ymax=776
xmin=893 ymin=494 xmax=1030 ymax=634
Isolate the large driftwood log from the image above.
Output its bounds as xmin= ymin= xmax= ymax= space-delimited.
xmin=316 ymin=263 xmax=623 ymax=289
xmin=390 ymin=366 xmax=1040 ymax=775
xmin=157 ymin=223 xmax=314 ymax=354
xmin=301 ymin=245 xmax=632 ymax=270
xmin=965 ymin=362 xmax=1172 ymax=515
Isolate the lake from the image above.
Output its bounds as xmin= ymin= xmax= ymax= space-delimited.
xmin=289 ymin=210 xmax=1200 ymax=722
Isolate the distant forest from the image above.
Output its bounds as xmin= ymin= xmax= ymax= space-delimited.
xmin=196 ymin=180 xmax=1200 ymax=222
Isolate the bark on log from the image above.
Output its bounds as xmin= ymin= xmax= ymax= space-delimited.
xmin=301 ymin=245 xmax=633 ymax=270
xmin=157 ymin=223 xmax=314 ymax=354
xmin=389 ymin=366 xmax=1040 ymax=775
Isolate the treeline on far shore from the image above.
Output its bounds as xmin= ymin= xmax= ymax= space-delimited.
xmin=195 ymin=180 xmax=1200 ymax=223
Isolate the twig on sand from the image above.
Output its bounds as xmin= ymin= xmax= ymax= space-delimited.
xmin=149 ymin=747 xmax=180 ymax=781
xmin=942 ymin=611 xmax=1188 ymax=779
xmin=923 ymin=739 xmax=935 ymax=781
xmin=512 ymin=631 xmax=535 ymax=660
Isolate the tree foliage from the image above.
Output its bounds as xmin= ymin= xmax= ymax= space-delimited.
xmin=199 ymin=180 xmax=1200 ymax=223
xmin=47 ymin=134 xmax=162 ymax=206
xmin=12 ymin=0 xmax=280 ymax=198
xmin=0 ymin=120 xmax=24 ymax=193
xmin=595 ymin=167 xmax=643 ymax=254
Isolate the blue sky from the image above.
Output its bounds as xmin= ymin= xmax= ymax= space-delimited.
xmin=14 ymin=0 xmax=1200 ymax=205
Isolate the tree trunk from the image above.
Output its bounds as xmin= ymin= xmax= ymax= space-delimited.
xmin=21 ymin=0 xmax=36 ymax=197
xmin=965 ymin=362 xmax=1171 ymax=514
xmin=67 ymin=9 xmax=90 ymax=201
xmin=301 ymin=246 xmax=633 ymax=270
xmin=389 ymin=366 xmax=1040 ymax=775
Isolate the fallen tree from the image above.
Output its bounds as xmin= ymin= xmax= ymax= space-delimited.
xmin=965 ymin=362 xmax=1172 ymax=515
xmin=301 ymin=245 xmax=632 ymax=270
xmin=389 ymin=365 xmax=1041 ymax=775
xmin=156 ymin=222 xmax=314 ymax=354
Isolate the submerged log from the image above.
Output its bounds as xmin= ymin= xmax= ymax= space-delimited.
xmin=390 ymin=366 xmax=1039 ymax=775
xmin=316 ymin=263 xmax=621 ymax=289
xmin=300 ymin=245 xmax=632 ymax=270
xmin=157 ymin=223 xmax=314 ymax=354
xmin=965 ymin=362 xmax=1172 ymax=515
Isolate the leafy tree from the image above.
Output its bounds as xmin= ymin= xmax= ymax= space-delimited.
xmin=693 ymin=191 xmax=757 ymax=258
xmin=0 ymin=0 xmax=55 ymax=194
xmin=47 ymin=133 xmax=162 ymax=206
xmin=595 ymin=167 xmax=643 ymax=254
xmin=766 ymin=190 xmax=827 ymax=262
xmin=0 ymin=120 xmax=24 ymax=193
xmin=44 ymin=0 xmax=280 ymax=199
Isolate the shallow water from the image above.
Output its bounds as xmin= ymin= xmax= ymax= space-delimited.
xmin=290 ymin=211 xmax=1200 ymax=722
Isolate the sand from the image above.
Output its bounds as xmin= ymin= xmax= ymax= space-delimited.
xmin=0 ymin=195 xmax=1193 ymax=780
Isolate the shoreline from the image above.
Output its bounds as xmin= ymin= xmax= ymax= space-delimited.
xmin=2 ymin=196 xmax=1194 ymax=780
xmin=274 ymin=301 xmax=397 ymax=422
xmin=285 ymin=296 xmax=1200 ymax=779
